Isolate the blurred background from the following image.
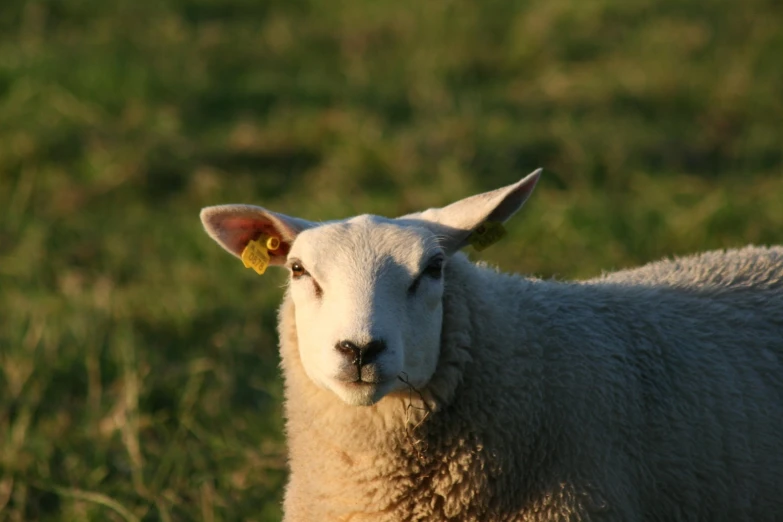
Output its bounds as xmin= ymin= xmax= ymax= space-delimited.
xmin=1 ymin=0 xmax=781 ymax=520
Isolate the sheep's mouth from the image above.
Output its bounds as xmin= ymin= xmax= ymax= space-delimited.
xmin=343 ymin=377 xmax=383 ymax=386
xmin=331 ymin=374 xmax=399 ymax=406
xmin=336 ymin=363 xmax=386 ymax=385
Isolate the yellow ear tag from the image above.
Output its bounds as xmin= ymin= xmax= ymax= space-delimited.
xmin=469 ymin=221 xmax=507 ymax=252
xmin=241 ymin=236 xmax=276 ymax=275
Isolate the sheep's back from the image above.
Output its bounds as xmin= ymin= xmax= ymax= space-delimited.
xmin=596 ymin=245 xmax=783 ymax=292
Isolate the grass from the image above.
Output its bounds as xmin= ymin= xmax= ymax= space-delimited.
xmin=0 ymin=0 xmax=781 ymax=520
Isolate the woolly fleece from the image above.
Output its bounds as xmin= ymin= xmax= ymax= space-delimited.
xmin=280 ymin=246 xmax=783 ymax=521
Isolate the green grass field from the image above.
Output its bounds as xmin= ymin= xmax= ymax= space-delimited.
xmin=1 ymin=0 xmax=782 ymax=520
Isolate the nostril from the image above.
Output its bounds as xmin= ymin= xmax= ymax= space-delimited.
xmin=335 ymin=339 xmax=387 ymax=366
xmin=361 ymin=340 xmax=386 ymax=364
xmin=336 ymin=340 xmax=359 ymax=357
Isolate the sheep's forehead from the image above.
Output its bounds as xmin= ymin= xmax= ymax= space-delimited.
xmin=292 ymin=215 xmax=438 ymax=279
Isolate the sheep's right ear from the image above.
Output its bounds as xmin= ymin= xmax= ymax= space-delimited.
xmin=200 ymin=205 xmax=314 ymax=265
xmin=400 ymin=169 xmax=542 ymax=254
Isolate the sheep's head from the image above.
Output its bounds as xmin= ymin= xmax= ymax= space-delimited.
xmin=200 ymin=170 xmax=540 ymax=406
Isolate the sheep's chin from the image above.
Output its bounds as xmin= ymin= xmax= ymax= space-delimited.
xmin=329 ymin=379 xmax=399 ymax=407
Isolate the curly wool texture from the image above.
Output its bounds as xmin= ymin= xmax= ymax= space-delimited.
xmin=279 ymin=246 xmax=783 ymax=521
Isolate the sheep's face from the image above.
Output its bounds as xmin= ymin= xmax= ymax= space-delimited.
xmin=286 ymin=216 xmax=444 ymax=406
xmin=200 ymin=169 xmax=540 ymax=406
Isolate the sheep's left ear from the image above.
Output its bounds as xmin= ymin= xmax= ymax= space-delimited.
xmin=200 ymin=204 xmax=314 ymax=266
xmin=401 ymin=168 xmax=541 ymax=254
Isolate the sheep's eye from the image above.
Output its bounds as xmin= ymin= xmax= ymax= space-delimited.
xmin=423 ymin=256 xmax=444 ymax=279
xmin=291 ymin=261 xmax=308 ymax=279
xmin=408 ymin=255 xmax=445 ymax=295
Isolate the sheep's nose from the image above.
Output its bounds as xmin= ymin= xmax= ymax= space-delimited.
xmin=336 ymin=339 xmax=386 ymax=366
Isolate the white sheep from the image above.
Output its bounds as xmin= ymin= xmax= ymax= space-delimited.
xmin=200 ymin=170 xmax=783 ymax=521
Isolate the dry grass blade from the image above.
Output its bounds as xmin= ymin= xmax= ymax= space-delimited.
xmin=397 ymin=373 xmax=434 ymax=467
xmin=34 ymin=484 xmax=141 ymax=522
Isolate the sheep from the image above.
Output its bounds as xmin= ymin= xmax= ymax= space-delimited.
xmin=200 ymin=170 xmax=783 ymax=521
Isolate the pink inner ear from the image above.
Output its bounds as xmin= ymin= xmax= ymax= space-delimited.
xmin=222 ymin=217 xmax=291 ymax=257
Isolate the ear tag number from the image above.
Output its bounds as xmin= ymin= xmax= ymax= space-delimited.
xmin=241 ymin=236 xmax=278 ymax=275
xmin=469 ymin=221 xmax=507 ymax=252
